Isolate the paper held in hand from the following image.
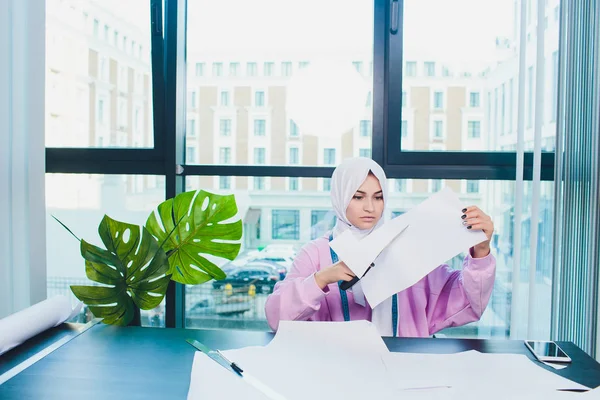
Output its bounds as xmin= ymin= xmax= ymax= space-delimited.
xmin=330 ymin=187 xmax=488 ymax=307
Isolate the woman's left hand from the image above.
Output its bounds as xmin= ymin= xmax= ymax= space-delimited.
xmin=461 ymin=206 xmax=494 ymax=258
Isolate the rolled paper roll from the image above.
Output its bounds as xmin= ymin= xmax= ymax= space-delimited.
xmin=0 ymin=295 xmax=83 ymax=356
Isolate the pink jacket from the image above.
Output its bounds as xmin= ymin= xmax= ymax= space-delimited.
xmin=265 ymin=235 xmax=496 ymax=337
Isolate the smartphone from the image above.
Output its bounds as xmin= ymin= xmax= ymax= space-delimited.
xmin=524 ymin=340 xmax=572 ymax=363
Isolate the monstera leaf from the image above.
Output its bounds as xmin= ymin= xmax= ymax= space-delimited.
xmin=70 ymin=215 xmax=171 ymax=326
xmin=145 ymin=190 xmax=243 ymax=285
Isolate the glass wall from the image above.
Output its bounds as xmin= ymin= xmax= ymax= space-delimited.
xmin=400 ymin=0 xmax=560 ymax=153
xmin=184 ymin=176 xmax=554 ymax=338
xmin=46 ymin=173 xmax=166 ymax=326
xmin=46 ymin=0 xmax=154 ymax=148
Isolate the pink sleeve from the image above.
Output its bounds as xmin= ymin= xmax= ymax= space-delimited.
xmin=425 ymin=249 xmax=496 ymax=335
xmin=264 ymin=243 xmax=330 ymax=331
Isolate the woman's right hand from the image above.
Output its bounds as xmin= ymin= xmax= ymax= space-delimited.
xmin=314 ymin=261 xmax=356 ymax=290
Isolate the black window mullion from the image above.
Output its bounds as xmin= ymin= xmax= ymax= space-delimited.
xmin=381 ymin=0 xmax=555 ymax=181
xmin=163 ymin=0 xmax=186 ymax=329
xmin=383 ymin=0 xmax=404 ymax=167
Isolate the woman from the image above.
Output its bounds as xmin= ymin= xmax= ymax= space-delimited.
xmin=265 ymin=157 xmax=496 ymax=337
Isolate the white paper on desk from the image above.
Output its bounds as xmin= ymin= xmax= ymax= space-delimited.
xmin=329 ymin=217 xmax=410 ymax=278
xmin=0 ymin=295 xmax=82 ymax=356
xmin=382 ymin=350 xmax=588 ymax=394
xmin=188 ymin=320 xmax=403 ymax=400
xmin=359 ymin=187 xmax=488 ymax=307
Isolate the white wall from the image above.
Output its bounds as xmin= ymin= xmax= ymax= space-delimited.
xmin=0 ymin=0 xmax=47 ymax=318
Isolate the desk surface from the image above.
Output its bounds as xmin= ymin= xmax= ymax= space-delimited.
xmin=1 ymin=323 xmax=600 ymax=399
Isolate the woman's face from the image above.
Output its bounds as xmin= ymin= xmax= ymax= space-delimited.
xmin=345 ymin=173 xmax=384 ymax=230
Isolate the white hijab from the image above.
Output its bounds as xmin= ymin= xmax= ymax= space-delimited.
xmin=329 ymin=157 xmax=396 ymax=336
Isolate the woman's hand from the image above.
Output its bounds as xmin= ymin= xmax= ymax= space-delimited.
xmin=462 ymin=205 xmax=495 ymax=258
xmin=314 ymin=261 xmax=356 ymax=290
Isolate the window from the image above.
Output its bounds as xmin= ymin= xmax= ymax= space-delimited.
xmin=322 ymin=178 xmax=332 ymax=191
xmin=359 ymin=120 xmax=371 ymax=137
xmin=93 ymin=19 xmax=99 ymax=37
xmin=395 ymin=179 xmax=406 ymax=192
xmin=433 ymin=91 xmax=444 ymax=109
xmin=466 ymin=180 xmax=479 ymax=193
xmin=552 ymin=51 xmax=558 ymax=121
xmin=352 ymin=61 xmax=363 ymax=73
xmin=264 ymin=62 xmax=274 ymax=76
xmin=359 ymin=148 xmax=371 ymax=158
xmin=289 ymin=120 xmax=299 ymax=137
xmin=402 ymin=91 xmax=407 ymax=107
xmin=430 ymin=179 xmax=442 ymax=192
xmin=98 ymin=99 xmax=105 ymax=124
xmin=405 ymin=61 xmax=417 ymax=77
xmin=186 ymin=146 xmax=196 ymax=163
xmin=195 ymin=62 xmax=205 ymax=77
xmin=253 ymin=177 xmax=265 ymax=190
xmin=190 ymin=91 xmax=197 ymax=108
xmin=272 ymin=210 xmax=300 ymax=240
xmin=219 ymin=119 xmax=231 ymax=136
xmin=469 ymin=92 xmax=480 ymax=108
xmin=113 ymin=31 xmax=119 ymax=46
xmin=219 ymin=147 xmax=231 ymax=164
xmin=442 ymin=67 xmax=451 ymax=77
xmin=213 ymin=62 xmax=223 ymax=77
xmin=299 ymin=61 xmax=310 ymax=69
xmin=187 ymin=119 xmax=196 ymax=136
xmin=401 ymin=120 xmax=408 ymax=138
xmin=220 ymin=91 xmax=230 ymax=107
xmin=289 ymin=177 xmax=299 ymax=191
xmin=468 ymin=121 xmax=481 ymax=138
xmin=254 ymin=148 xmax=266 ymax=164
xmin=247 ymin=62 xmax=257 ymax=76
xmin=366 ymin=91 xmax=372 ymax=107
xmin=254 ymin=119 xmax=266 ymax=136
xmin=289 ymin=147 xmax=299 ymax=165
xmin=509 ymin=78 xmax=514 ymax=132
xmin=424 ymin=61 xmax=435 ymax=77
xmin=255 ymin=91 xmax=265 ymax=107
xmin=281 ymin=62 xmax=292 ymax=76
xmin=432 ymin=120 xmax=444 ymax=138
xmin=219 ymin=176 xmax=231 ymax=189
xmin=501 ymin=83 xmax=506 ymax=135
xmin=527 ymin=66 xmax=534 ymax=128
xmin=229 ymin=62 xmax=239 ymax=76
xmin=311 ymin=210 xmax=336 ymax=239
xmin=324 ymin=148 xmax=336 ymax=165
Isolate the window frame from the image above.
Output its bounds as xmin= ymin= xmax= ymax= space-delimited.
xmin=45 ymin=0 xmax=557 ymax=329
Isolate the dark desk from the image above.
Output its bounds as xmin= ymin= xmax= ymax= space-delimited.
xmin=1 ymin=323 xmax=599 ymax=399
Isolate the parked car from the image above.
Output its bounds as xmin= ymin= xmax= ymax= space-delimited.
xmin=187 ymin=295 xmax=252 ymax=317
xmin=212 ymin=261 xmax=283 ymax=293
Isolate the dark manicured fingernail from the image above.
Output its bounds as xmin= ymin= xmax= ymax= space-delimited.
xmin=461 ymin=214 xmax=466 ymax=219
xmin=462 ymin=208 xmax=467 ymax=213
xmin=467 ymin=225 xmax=472 ymax=230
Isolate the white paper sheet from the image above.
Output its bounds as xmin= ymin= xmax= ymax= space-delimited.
xmin=188 ymin=322 xmax=594 ymax=400
xmin=381 ymin=350 xmax=588 ymax=393
xmin=329 ymin=217 xmax=410 ymax=277
xmin=188 ymin=321 xmax=401 ymax=400
xmin=359 ymin=187 xmax=488 ymax=307
xmin=0 ymin=295 xmax=82 ymax=356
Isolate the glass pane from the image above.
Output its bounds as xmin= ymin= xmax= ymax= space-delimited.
xmin=186 ymin=0 xmax=374 ymax=166
xmin=46 ymin=174 xmax=166 ymax=326
xmin=46 ymin=0 xmax=155 ymax=148
xmin=184 ymin=176 xmax=554 ymax=338
xmin=400 ymin=0 xmax=560 ymax=152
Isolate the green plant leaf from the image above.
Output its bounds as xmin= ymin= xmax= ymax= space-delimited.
xmin=70 ymin=215 xmax=171 ymax=326
xmin=145 ymin=190 xmax=243 ymax=285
